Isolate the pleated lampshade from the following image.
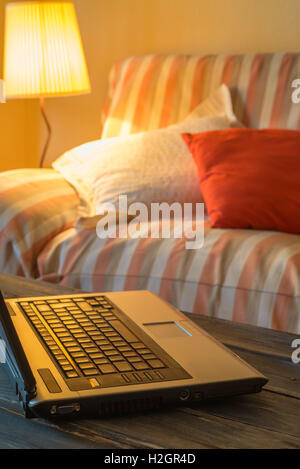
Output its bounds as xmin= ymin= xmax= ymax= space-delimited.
xmin=3 ymin=1 xmax=91 ymax=98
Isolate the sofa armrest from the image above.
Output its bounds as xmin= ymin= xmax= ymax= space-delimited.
xmin=0 ymin=169 xmax=79 ymax=278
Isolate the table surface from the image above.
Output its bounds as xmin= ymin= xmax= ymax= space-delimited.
xmin=0 ymin=273 xmax=299 ymax=449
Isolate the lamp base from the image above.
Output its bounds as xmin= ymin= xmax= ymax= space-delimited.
xmin=40 ymin=98 xmax=52 ymax=168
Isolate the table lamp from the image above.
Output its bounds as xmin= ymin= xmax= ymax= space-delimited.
xmin=3 ymin=1 xmax=91 ymax=167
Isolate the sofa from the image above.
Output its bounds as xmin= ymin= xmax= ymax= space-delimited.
xmin=1 ymin=52 xmax=300 ymax=334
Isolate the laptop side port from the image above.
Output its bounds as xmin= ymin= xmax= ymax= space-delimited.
xmin=50 ymin=403 xmax=80 ymax=416
xmin=178 ymin=389 xmax=191 ymax=401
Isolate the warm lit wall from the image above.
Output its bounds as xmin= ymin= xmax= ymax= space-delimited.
xmin=0 ymin=0 xmax=40 ymax=170
xmin=1 ymin=0 xmax=300 ymax=169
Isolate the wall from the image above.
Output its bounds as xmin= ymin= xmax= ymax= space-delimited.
xmin=0 ymin=0 xmax=40 ymax=170
xmin=1 ymin=0 xmax=300 ymax=169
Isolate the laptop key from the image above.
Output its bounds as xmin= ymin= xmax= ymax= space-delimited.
xmin=56 ymin=354 xmax=67 ymax=361
xmin=79 ymin=362 xmax=96 ymax=370
xmin=133 ymin=361 xmax=149 ymax=370
xmin=77 ymin=302 xmax=93 ymax=312
xmin=142 ymin=354 xmax=156 ymax=360
xmin=83 ymin=369 xmax=99 ymax=377
xmin=63 ymin=320 xmax=76 ymax=325
xmin=109 ymin=355 xmax=124 ymax=362
xmin=58 ymin=359 xmax=70 ymax=366
xmin=75 ymin=357 xmax=90 ymax=364
xmin=94 ymin=358 xmax=109 ymax=365
xmin=45 ymin=339 xmax=56 ymax=347
xmin=138 ymin=349 xmax=152 ymax=355
xmin=67 ymin=324 xmax=81 ymax=330
xmin=98 ymin=364 xmax=116 ymax=374
xmin=78 ymin=336 xmax=93 ymax=342
xmin=100 ymin=327 xmax=113 ymax=333
xmin=47 ymin=320 xmax=61 ymax=325
xmin=114 ymin=361 xmax=133 ymax=372
xmin=66 ymin=371 xmax=78 ymax=378
xmin=93 ymin=318 xmax=106 ymax=324
xmin=80 ymin=341 xmax=94 ymax=347
xmin=105 ymin=332 xmax=119 ymax=338
xmin=49 ymin=345 xmax=60 ymax=352
xmin=131 ymin=343 xmax=145 ymax=349
xmin=37 ymin=305 xmax=51 ymax=312
xmin=118 ymin=346 xmax=132 ymax=352
xmin=60 ymin=337 xmax=76 ymax=343
xmin=62 ymin=365 xmax=74 ymax=372
xmin=123 ymin=351 xmax=138 ymax=357
xmin=147 ymin=359 xmax=165 ymax=369
xmin=72 ymin=352 xmax=86 ymax=358
xmin=56 ymin=332 xmax=72 ymax=338
xmin=95 ymin=340 xmax=110 ymax=346
xmin=104 ymin=350 xmax=119 ymax=356
xmin=84 ymin=347 xmax=99 ymax=354
xmin=52 ymin=327 xmax=68 ymax=333
xmin=73 ymin=333 xmax=88 ymax=339
xmin=65 ymin=346 xmax=82 ymax=353
xmin=63 ymin=340 xmax=78 ymax=346
xmin=109 ymin=336 xmax=123 ymax=342
xmin=113 ymin=341 xmax=127 ymax=347
xmin=89 ymin=333 xmax=104 ymax=340
xmin=101 ymin=345 xmax=115 ymax=351
xmin=89 ymin=352 xmax=105 ymax=359
xmin=88 ymin=301 xmax=100 ymax=306
xmin=127 ymin=356 xmax=143 ymax=363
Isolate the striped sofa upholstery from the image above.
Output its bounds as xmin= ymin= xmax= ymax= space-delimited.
xmin=0 ymin=170 xmax=79 ymax=278
xmin=102 ymin=53 xmax=300 ymax=138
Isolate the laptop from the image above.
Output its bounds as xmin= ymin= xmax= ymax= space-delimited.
xmin=0 ymin=289 xmax=268 ymax=419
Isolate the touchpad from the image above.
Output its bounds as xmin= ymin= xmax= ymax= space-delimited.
xmin=144 ymin=321 xmax=192 ymax=338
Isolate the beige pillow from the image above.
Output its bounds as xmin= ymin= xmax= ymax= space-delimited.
xmin=185 ymin=84 xmax=241 ymax=123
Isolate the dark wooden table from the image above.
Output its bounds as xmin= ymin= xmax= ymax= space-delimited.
xmin=0 ymin=274 xmax=299 ymax=449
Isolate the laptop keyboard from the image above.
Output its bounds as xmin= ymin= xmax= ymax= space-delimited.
xmin=19 ymin=296 xmax=166 ymax=381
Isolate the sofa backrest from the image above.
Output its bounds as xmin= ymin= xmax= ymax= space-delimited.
xmin=101 ymin=53 xmax=300 ymax=138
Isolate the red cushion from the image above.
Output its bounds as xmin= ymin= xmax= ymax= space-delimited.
xmin=182 ymin=128 xmax=300 ymax=233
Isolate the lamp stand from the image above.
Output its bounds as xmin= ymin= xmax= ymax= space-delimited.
xmin=40 ymin=97 xmax=52 ymax=168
